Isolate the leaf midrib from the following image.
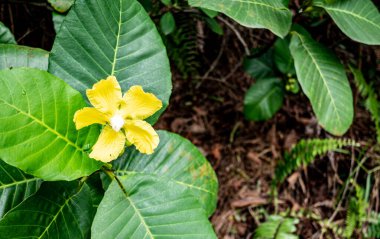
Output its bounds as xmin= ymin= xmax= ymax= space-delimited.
xmin=110 ymin=0 xmax=123 ymax=75
xmin=294 ymin=33 xmax=343 ymax=128
xmin=0 ymin=178 xmax=39 ymax=190
xmin=116 ymin=170 xmax=216 ymax=196
xmin=0 ymin=98 xmax=85 ymax=153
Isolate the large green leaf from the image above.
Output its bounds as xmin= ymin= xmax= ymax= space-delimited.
xmin=0 ymin=159 xmax=42 ymax=218
xmin=0 ymin=22 xmax=16 ymax=44
xmin=0 ymin=44 xmax=49 ymax=70
xmin=92 ymin=174 xmax=217 ymax=239
xmin=244 ymin=78 xmax=284 ymax=121
xmin=0 ymin=181 xmax=93 ymax=238
xmin=111 ymin=130 xmax=218 ymax=216
xmin=49 ymin=0 xmax=172 ymax=124
xmin=0 ymin=68 xmax=103 ymax=181
xmin=314 ymin=0 xmax=380 ymax=45
xmin=289 ymin=29 xmax=353 ymax=136
xmin=188 ymin=0 xmax=292 ymax=37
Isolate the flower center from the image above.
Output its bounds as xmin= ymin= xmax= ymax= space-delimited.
xmin=110 ymin=114 xmax=125 ymax=132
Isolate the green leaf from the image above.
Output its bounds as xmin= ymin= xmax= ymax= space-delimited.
xmin=49 ymin=0 xmax=172 ymax=124
xmin=0 ymin=44 xmax=49 ymax=70
xmin=274 ymin=38 xmax=295 ymax=75
xmin=314 ymin=0 xmax=380 ymax=45
xmin=205 ymin=17 xmax=224 ymax=35
xmin=0 ymin=159 xmax=42 ymax=218
xmin=244 ymin=78 xmax=284 ymax=121
xmin=160 ymin=12 xmax=176 ymax=35
xmin=48 ymin=0 xmax=75 ymax=13
xmin=244 ymin=49 xmax=276 ymax=79
xmin=188 ymin=0 xmax=292 ymax=37
xmin=92 ymin=174 xmax=217 ymax=239
xmin=0 ymin=68 xmax=103 ymax=181
xmin=254 ymin=215 xmax=299 ymax=239
xmin=0 ymin=181 xmax=94 ymax=238
xmin=52 ymin=12 xmax=66 ymax=34
xmin=201 ymin=8 xmax=218 ymax=18
xmin=289 ymin=29 xmax=353 ymax=136
xmin=160 ymin=0 xmax=172 ymax=6
xmin=0 ymin=22 xmax=16 ymax=44
xmin=111 ymin=130 xmax=218 ymax=216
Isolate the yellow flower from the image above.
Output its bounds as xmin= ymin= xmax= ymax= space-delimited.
xmin=74 ymin=76 xmax=162 ymax=163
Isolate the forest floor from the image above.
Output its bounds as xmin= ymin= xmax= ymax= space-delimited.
xmin=1 ymin=1 xmax=380 ymax=238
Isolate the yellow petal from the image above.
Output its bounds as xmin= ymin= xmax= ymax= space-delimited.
xmin=123 ymin=120 xmax=159 ymax=154
xmin=120 ymin=85 xmax=162 ymax=120
xmin=73 ymin=107 xmax=108 ymax=130
xmin=89 ymin=125 xmax=126 ymax=163
xmin=86 ymin=76 xmax=122 ymax=115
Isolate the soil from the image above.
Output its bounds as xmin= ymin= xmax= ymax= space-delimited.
xmin=1 ymin=1 xmax=380 ymax=238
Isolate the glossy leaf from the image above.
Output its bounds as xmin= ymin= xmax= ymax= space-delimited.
xmin=111 ymin=130 xmax=218 ymax=216
xmin=92 ymin=174 xmax=217 ymax=239
xmin=314 ymin=0 xmax=380 ymax=45
xmin=274 ymin=38 xmax=295 ymax=75
xmin=289 ymin=29 xmax=353 ymax=135
xmin=188 ymin=0 xmax=292 ymax=37
xmin=0 ymin=68 xmax=103 ymax=181
xmin=48 ymin=0 xmax=74 ymax=13
xmin=49 ymin=0 xmax=172 ymax=124
xmin=0 ymin=181 xmax=93 ymax=238
xmin=0 ymin=22 xmax=16 ymax=44
xmin=0 ymin=44 xmax=49 ymax=70
xmin=244 ymin=78 xmax=284 ymax=121
xmin=244 ymin=49 xmax=276 ymax=79
xmin=0 ymin=159 xmax=42 ymax=218
xmin=160 ymin=12 xmax=176 ymax=35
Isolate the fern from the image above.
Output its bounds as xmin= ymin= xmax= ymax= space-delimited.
xmin=344 ymin=184 xmax=368 ymax=238
xmin=274 ymin=138 xmax=358 ymax=185
xmin=366 ymin=212 xmax=380 ymax=238
xmin=350 ymin=66 xmax=380 ymax=144
xmin=254 ymin=215 xmax=299 ymax=239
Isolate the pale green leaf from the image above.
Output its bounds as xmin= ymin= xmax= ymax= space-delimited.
xmin=49 ymin=0 xmax=172 ymax=124
xmin=314 ymin=0 xmax=380 ymax=45
xmin=0 ymin=22 xmax=16 ymax=44
xmin=52 ymin=12 xmax=66 ymax=34
xmin=160 ymin=12 xmax=176 ymax=35
xmin=188 ymin=0 xmax=292 ymax=37
xmin=0 ymin=44 xmax=49 ymax=70
xmin=0 ymin=159 xmax=42 ymax=218
xmin=111 ymin=130 xmax=218 ymax=216
xmin=289 ymin=29 xmax=353 ymax=135
xmin=0 ymin=68 xmax=103 ymax=181
xmin=48 ymin=0 xmax=75 ymax=13
xmin=254 ymin=215 xmax=299 ymax=239
xmin=0 ymin=181 xmax=93 ymax=238
xmin=244 ymin=78 xmax=284 ymax=121
xmin=92 ymin=174 xmax=217 ymax=239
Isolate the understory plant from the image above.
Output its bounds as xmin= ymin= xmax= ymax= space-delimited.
xmin=0 ymin=0 xmax=218 ymax=238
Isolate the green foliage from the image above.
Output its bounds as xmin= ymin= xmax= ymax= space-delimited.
xmin=366 ymin=212 xmax=380 ymax=238
xmin=0 ymin=22 xmax=16 ymax=44
xmin=48 ymin=0 xmax=75 ymax=13
xmin=92 ymin=174 xmax=217 ymax=239
xmin=188 ymin=0 xmax=292 ymax=37
xmin=290 ymin=27 xmax=353 ymax=136
xmin=254 ymin=215 xmax=299 ymax=239
xmin=313 ymin=0 xmax=380 ymax=45
xmin=274 ymin=138 xmax=358 ymax=184
xmin=160 ymin=12 xmax=176 ymax=35
xmin=0 ymin=181 xmax=94 ymax=238
xmin=351 ymin=66 xmax=380 ymax=144
xmin=52 ymin=12 xmax=66 ymax=34
xmin=111 ymin=130 xmax=218 ymax=216
xmin=0 ymin=68 xmax=102 ymax=180
xmin=49 ymin=0 xmax=172 ymax=124
xmin=244 ymin=49 xmax=277 ymax=79
xmin=344 ymin=184 xmax=368 ymax=238
xmin=0 ymin=159 xmax=42 ymax=218
xmin=244 ymin=78 xmax=284 ymax=121
xmin=0 ymin=44 xmax=49 ymax=70
xmin=274 ymin=38 xmax=295 ymax=75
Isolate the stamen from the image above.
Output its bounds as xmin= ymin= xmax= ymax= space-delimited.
xmin=110 ymin=114 xmax=125 ymax=132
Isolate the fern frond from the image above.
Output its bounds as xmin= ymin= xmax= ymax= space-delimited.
xmin=274 ymin=138 xmax=358 ymax=185
xmin=351 ymin=66 xmax=380 ymax=144
xmin=254 ymin=215 xmax=299 ymax=239
xmin=366 ymin=212 xmax=380 ymax=238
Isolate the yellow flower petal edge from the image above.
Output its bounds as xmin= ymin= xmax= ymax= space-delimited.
xmin=86 ymin=76 xmax=122 ymax=115
xmin=124 ymin=120 xmax=159 ymax=155
xmin=73 ymin=107 xmax=107 ymax=130
xmin=121 ymin=85 xmax=163 ymax=120
xmin=74 ymin=76 xmax=162 ymax=162
xmin=89 ymin=126 xmax=126 ymax=163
